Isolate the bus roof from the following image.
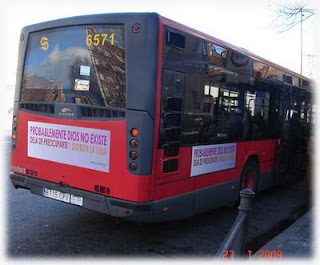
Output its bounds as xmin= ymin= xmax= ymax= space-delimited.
xmin=21 ymin=12 xmax=312 ymax=84
xmin=159 ymin=14 xmax=312 ymax=84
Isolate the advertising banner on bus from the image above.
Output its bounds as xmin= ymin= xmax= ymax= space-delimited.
xmin=27 ymin=121 xmax=111 ymax=172
xmin=191 ymin=143 xmax=236 ymax=177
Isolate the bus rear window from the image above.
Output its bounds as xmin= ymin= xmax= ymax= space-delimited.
xmin=21 ymin=25 xmax=126 ymax=108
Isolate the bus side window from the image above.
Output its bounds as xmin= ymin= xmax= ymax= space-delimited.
xmin=245 ymin=90 xmax=270 ymax=139
xmin=199 ymin=84 xmax=241 ymax=143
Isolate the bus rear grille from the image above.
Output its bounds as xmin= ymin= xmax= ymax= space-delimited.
xmin=163 ymin=159 xmax=179 ymax=173
xmin=20 ymin=103 xmax=55 ymax=114
xmin=79 ymin=106 xmax=126 ymax=119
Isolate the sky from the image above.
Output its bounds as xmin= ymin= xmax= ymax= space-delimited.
xmin=1 ymin=0 xmax=318 ymax=88
xmin=1 ymin=0 xmax=318 ymax=131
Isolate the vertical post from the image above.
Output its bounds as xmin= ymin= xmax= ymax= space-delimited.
xmin=238 ymin=188 xmax=255 ymax=254
xmin=216 ymin=189 xmax=255 ymax=258
xmin=300 ymin=8 xmax=303 ymax=75
xmin=238 ymin=188 xmax=255 ymax=212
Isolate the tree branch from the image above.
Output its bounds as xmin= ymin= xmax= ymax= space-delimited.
xmin=272 ymin=3 xmax=316 ymax=33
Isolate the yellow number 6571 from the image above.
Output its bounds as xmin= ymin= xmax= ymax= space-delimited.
xmin=86 ymin=33 xmax=114 ymax=47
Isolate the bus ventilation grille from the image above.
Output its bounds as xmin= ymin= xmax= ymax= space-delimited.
xmin=163 ymin=143 xmax=179 ymax=157
xmin=80 ymin=106 xmax=125 ymax=119
xmin=163 ymin=113 xmax=182 ymax=127
xmin=163 ymin=128 xmax=181 ymax=142
xmin=20 ymin=103 xmax=55 ymax=114
xmin=163 ymin=159 xmax=179 ymax=173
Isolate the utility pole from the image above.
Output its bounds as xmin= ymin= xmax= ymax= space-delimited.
xmin=300 ymin=8 xmax=303 ymax=75
xmin=273 ymin=4 xmax=315 ymax=76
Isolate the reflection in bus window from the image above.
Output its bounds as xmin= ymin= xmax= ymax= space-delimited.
xmin=198 ymin=84 xmax=240 ymax=143
xmin=311 ymin=104 xmax=316 ymax=127
xmin=22 ymin=25 xmax=126 ymax=108
xmin=203 ymin=42 xmax=227 ymax=67
xmin=245 ymin=90 xmax=270 ymax=139
xmin=253 ymin=61 xmax=282 ymax=81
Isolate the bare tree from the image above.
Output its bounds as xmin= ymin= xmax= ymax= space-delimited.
xmin=273 ymin=2 xmax=315 ymax=33
xmin=272 ymin=1 xmax=316 ymax=74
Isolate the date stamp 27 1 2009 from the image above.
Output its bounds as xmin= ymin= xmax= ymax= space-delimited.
xmin=222 ymin=249 xmax=283 ymax=260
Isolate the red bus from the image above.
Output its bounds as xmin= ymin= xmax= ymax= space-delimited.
xmin=10 ymin=13 xmax=314 ymax=222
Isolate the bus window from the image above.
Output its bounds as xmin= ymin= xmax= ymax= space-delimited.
xmin=198 ymin=84 xmax=240 ymax=143
xmin=311 ymin=104 xmax=316 ymax=127
xmin=22 ymin=25 xmax=126 ymax=108
xmin=201 ymin=84 xmax=218 ymax=115
xmin=300 ymin=101 xmax=306 ymax=120
xmin=207 ymin=43 xmax=227 ymax=66
xmin=245 ymin=90 xmax=270 ymax=139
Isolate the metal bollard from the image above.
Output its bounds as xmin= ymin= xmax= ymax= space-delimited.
xmin=238 ymin=188 xmax=255 ymax=212
xmin=216 ymin=189 xmax=255 ymax=258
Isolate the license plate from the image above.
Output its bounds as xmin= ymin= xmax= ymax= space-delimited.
xmin=42 ymin=188 xmax=83 ymax=206
xmin=70 ymin=194 xmax=83 ymax=206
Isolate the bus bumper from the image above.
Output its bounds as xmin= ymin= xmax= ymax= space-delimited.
xmin=10 ymin=173 xmax=191 ymax=222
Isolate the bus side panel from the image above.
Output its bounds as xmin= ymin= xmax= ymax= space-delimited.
xmin=194 ymin=140 xmax=278 ymax=191
xmin=153 ymin=178 xmax=194 ymax=200
xmin=236 ymin=139 xmax=278 ymax=192
xmin=258 ymin=160 xmax=276 ymax=192
xmin=153 ymin=139 xmax=278 ymax=202
xmin=193 ymin=140 xmax=278 ymax=213
xmin=236 ymin=139 xmax=278 ymax=167
xmin=11 ymin=110 xmax=151 ymax=202
xmin=151 ymin=146 xmax=194 ymax=202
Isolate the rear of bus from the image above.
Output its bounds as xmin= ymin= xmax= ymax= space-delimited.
xmin=10 ymin=13 xmax=159 ymax=221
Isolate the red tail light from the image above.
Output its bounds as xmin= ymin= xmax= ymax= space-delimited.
xmin=129 ymin=151 xmax=138 ymax=160
xmin=130 ymin=139 xmax=138 ymax=148
xmin=129 ymin=128 xmax=139 ymax=172
xmin=129 ymin=163 xmax=137 ymax=171
xmin=12 ymin=115 xmax=17 ymax=150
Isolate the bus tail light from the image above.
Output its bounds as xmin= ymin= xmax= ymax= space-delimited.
xmin=129 ymin=162 xmax=137 ymax=171
xmin=128 ymin=128 xmax=139 ymax=172
xmin=130 ymin=139 xmax=138 ymax=148
xmin=12 ymin=115 xmax=18 ymax=150
xmin=131 ymin=128 xmax=139 ymax=137
xmin=129 ymin=151 xmax=138 ymax=160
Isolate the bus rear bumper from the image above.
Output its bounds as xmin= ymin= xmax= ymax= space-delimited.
xmin=10 ymin=173 xmax=190 ymax=222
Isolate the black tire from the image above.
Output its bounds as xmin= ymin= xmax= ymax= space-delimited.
xmin=228 ymin=158 xmax=260 ymax=208
xmin=240 ymin=159 xmax=260 ymax=192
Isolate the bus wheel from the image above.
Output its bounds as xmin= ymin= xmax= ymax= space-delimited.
xmin=240 ymin=159 xmax=259 ymax=192
xmin=228 ymin=159 xmax=259 ymax=209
